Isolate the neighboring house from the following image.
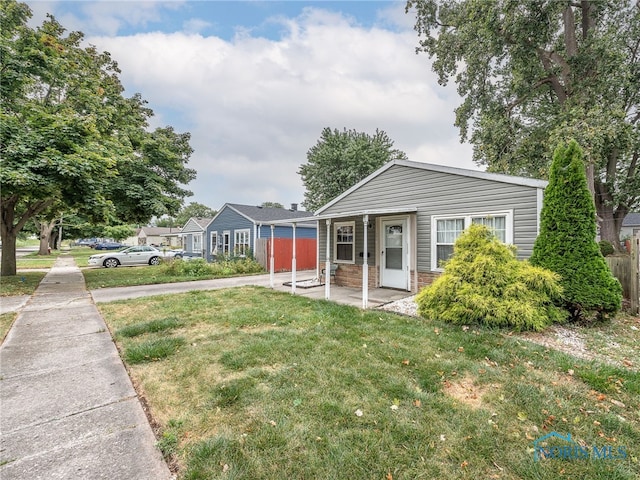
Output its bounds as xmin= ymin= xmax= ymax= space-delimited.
xmin=137 ymin=226 xmax=182 ymax=247
xmin=180 ymin=217 xmax=213 ymax=257
xmin=621 ymin=213 xmax=640 ymax=240
xmin=206 ymin=203 xmax=317 ymax=271
xmin=270 ymin=159 xmax=547 ymax=306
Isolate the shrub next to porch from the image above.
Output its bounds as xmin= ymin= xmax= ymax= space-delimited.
xmin=416 ymin=224 xmax=565 ymax=331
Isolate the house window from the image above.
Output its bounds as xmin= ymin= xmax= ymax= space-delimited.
xmin=472 ymin=215 xmax=506 ymax=242
xmin=223 ymin=231 xmax=230 ymax=255
xmin=193 ymin=233 xmax=202 ymax=253
xmin=435 ymin=218 xmax=465 ymax=267
xmin=210 ymin=232 xmax=218 ymax=255
xmin=432 ymin=211 xmax=513 ymax=270
xmin=234 ymin=229 xmax=250 ymax=256
xmin=334 ymin=222 xmax=355 ymax=263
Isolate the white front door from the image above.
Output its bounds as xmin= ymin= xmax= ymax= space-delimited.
xmin=381 ymin=218 xmax=408 ymax=289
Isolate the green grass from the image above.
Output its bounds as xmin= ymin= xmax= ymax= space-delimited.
xmin=0 ymin=313 xmax=17 ymax=343
xmin=98 ymin=287 xmax=640 ymax=480
xmin=83 ymin=258 xmax=264 ymax=290
xmin=0 ymin=272 xmax=47 ymax=296
xmin=124 ymin=337 xmax=186 ymax=364
xmin=116 ymin=317 xmax=183 ymax=338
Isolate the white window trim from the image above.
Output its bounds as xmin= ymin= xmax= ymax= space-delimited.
xmin=223 ymin=230 xmax=230 ymax=255
xmin=210 ymin=232 xmax=218 ymax=255
xmin=234 ymin=229 xmax=250 ymax=257
xmin=431 ymin=210 xmax=513 ymax=272
xmin=333 ymin=221 xmax=356 ymax=264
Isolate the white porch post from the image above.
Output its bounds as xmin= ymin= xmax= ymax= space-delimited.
xmin=362 ymin=214 xmax=369 ymax=309
xmin=269 ymin=224 xmax=275 ymax=288
xmin=291 ymin=223 xmax=297 ymax=294
xmin=325 ymin=219 xmax=331 ymax=300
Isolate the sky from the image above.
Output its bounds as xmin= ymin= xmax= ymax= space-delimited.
xmin=25 ymin=0 xmax=477 ymax=214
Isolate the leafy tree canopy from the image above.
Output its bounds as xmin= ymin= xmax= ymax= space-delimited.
xmin=298 ymin=127 xmax=408 ymax=212
xmin=173 ymin=202 xmax=217 ymax=227
xmin=407 ymin=0 xmax=640 ymax=249
xmin=0 ymin=0 xmax=196 ymax=274
xmin=261 ymin=202 xmax=284 ymax=209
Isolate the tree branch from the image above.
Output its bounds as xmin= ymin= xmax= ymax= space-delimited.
xmin=536 ymin=49 xmax=568 ymax=104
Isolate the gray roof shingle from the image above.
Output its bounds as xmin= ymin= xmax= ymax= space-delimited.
xmin=225 ymin=203 xmax=313 ymax=223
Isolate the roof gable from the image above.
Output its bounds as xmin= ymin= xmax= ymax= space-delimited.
xmin=181 ymin=217 xmax=213 ymax=232
xmin=316 ymin=159 xmax=548 ymax=214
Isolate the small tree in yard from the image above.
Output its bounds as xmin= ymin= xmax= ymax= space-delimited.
xmin=416 ymin=224 xmax=565 ymax=331
xmin=530 ymin=140 xmax=622 ymax=321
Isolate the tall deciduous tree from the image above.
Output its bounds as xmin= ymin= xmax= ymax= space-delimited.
xmin=173 ymin=202 xmax=217 ymax=227
xmin=530 ymin=140 xmax=621 ymax=320
xmin=298 ymin=127 xmax=407 ymax=212
xmin=407 ymin=0 xmax=640 ymax=250
xmin=0 ymin=0 xmax=196 ymax=275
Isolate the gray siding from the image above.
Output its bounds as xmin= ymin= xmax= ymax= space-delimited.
xmin=320 ymin=164 xmax=541 ymax=272
xmin=318 ymin=216 xmax=376 ymax=267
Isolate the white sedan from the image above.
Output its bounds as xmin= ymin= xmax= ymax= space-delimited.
xmin=88 ymin=245 xmax=166 ymax=268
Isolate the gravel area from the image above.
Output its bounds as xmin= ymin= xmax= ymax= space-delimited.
xmin=377 ymin=295 xmax=419 ymax=316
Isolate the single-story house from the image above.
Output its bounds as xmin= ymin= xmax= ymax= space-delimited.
xmin=621 ymin=213 xmax=640 ymax=240
xmin=268 ymin=159 xmax=548 ymax=307
xmin=137 ymin=226 xmax=182 ymax=247
xmin=206 ymin=203 xmax=317 ymax=271
xmin=180 ymin=217 xmax=213 ymax=257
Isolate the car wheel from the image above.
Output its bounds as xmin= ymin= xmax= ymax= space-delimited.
xmin=175 ymin=254 xmax=183 ymax=259
xmin=104 ymin=258 xmax=119 ymax=268
xmin=149 ymin=256 xmax=161 ymax=266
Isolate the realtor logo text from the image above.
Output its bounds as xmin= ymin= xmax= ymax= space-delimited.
xmin=533 ymin=432 xmax=627 ymax=461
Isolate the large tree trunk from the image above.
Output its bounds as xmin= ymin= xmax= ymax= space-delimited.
xmin=595 ymin=176 xmax=628 ymax=252
xmin=1 ymin=196 xmax=54 ymax=276
xmin=1 ymin=198 xmax=19 ymax=276
xmin=0 ymin=227 xmax=18 ymax=277
xmin=37 ymin=219 xmax=57 ymax=255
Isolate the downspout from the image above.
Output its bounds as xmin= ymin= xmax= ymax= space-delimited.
xmin=291 ymin=222 xmax=297 ymax=294
xmin=269 ymin=224 xmax=275 ymax=288
xmin=362 ymin=214 xmax=369 ymax=309
xmin=325 ymin=219 xmax=331 ymax=300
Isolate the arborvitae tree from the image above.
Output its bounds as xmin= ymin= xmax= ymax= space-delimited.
xmin=530 ymin=140 xmax=622 ymax=320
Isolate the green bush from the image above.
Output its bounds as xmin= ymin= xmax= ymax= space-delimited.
xmin=598 ymin=240 xmax=614 ymax=257
xmin=160 ymin=256 xmax=264 ymax=278
xmin=530 ymin=140 xmax=622 ymax=321
xmin=416 ymin=224 xmax=566 ymax=331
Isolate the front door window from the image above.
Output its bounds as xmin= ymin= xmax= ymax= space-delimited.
xmin=385 ymin=224 xmax=403 ymax=270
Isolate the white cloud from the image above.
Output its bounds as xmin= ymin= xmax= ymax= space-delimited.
xmin=85 ymin=3 xmax=475 ymax=210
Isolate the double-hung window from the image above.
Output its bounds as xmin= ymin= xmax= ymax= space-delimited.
xmin=334 ymin=222 xmax=355 ymax=263
xmin=234 ymin=229 xmax=250 ymax=256
xmin=432 ymin=211 xmax=513 ymax=270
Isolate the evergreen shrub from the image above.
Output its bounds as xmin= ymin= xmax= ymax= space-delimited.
xmin=416 ymin=224 xmax=566 ymax=331
xmin=530 ymin=140 xmax=622 ymax=320
xmin=598 ymin=240 xmax=614 ymax=257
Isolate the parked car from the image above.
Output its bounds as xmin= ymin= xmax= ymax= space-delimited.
xmin=164 ymin=249 xmax=202 ymax=261
xmin=93 ymin=242 xmax=126 ymax=250
xmin=88 ymin=246 xmax=165 ymax=268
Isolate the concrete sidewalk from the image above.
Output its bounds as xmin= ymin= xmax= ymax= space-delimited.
xmin=0 ymin=257 xmax=172 ymax=480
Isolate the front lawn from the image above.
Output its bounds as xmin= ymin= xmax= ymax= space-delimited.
xmin=98 ymin=287 xmax=640 ymax=480
xmin=83 ymin=258 xmax=264 ymax=290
